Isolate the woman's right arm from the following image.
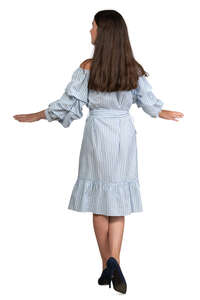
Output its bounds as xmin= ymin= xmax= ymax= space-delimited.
xmin=13 ymin=63 xmax=90 ymax=126
xmin=13 ymin=109 xmax=46 ymax=122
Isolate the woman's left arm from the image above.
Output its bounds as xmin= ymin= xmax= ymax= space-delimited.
xmin=132 ymin=75 xmax=184 ymax=121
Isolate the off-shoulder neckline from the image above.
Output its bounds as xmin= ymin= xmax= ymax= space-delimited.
xmin=79 ymin=66 xmax=90 ymax=72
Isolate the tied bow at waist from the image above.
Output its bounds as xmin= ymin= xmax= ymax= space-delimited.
xmin=88 ymin=109 xmax=130 ymax=118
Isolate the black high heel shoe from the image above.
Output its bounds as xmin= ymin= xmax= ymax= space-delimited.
xmin=105 ymin=257 xmax=117 ymax=289
xmin=98 ymin=268 xmax=110 ymax=285
xmin=106 ymin=256 xmax=127 ymax=294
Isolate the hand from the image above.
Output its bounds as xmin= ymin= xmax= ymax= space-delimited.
xmin=13 ymin=110 xmax=46 ymax=123
xmin=158 ymin=110 xmax=184 ymax=121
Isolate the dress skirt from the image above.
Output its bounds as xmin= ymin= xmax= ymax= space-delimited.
xmin=67 ymin=108 xmax=143 ymax=216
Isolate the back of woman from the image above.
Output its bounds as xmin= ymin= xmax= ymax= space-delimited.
xmin=13 ymin=9 xmax=183 ymax=295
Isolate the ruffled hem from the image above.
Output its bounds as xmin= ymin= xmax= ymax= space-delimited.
xmin=67 ymin=178 xmax=143 ymax=216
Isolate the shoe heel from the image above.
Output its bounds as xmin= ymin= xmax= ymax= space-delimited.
xmin=108 ymin=266 xmax=115 ymax=288
xmin=106 ymin=256 xmax=127 ymax=294
xmin=109 ymin=278 xmax=112 ymax=288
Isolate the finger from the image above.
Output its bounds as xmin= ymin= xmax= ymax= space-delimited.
xmin=14 ymin=114 xmax=29 ymax=118
xmin=177 ymin=114 xmax=184 ymax=119
xmin=175 ymin=112 xmax=184 ymax=117
xmin=14 ymin=117 xmax=27 ymax=121
xmin=170 ymin=116 xmax=176 ymax=121
xmin=15 ymin=117 xmax=35 ymax=122
xmin=175 ymin=113 xmax=183 ymax=117
xmin=14 ymin=115 xmax=28 ymax=120
xmin=17 ymin=116 xmax=35 ymax=121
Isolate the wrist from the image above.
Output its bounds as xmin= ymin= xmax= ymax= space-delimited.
xmin=37 ymin=110 xmax=46 ymax=120
xmin=158 ymin=110 xmax=163 ymax=117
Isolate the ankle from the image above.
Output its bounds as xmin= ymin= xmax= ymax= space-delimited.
xmin=110 ymin=255 xmax=120 ymax=265
xmin=102 ymin=256 xmax=111 ymax=270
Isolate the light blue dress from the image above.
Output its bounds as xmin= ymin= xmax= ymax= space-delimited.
xmin=45 ymin=66 xmax=164 ymax=216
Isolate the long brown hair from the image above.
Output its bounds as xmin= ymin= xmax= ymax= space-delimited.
xmin=88 ymin=10 xmax=149 ymax=92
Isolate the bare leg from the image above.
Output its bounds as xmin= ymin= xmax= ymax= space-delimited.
xmin=108 ymin=216 xmax=125 ymax=265
xmin=93 ymin=214 xmax=111 ymax=270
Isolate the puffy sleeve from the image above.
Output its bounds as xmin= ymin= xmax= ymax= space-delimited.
xmin=44 ymin=67 xmax=90 ymax=128
xmin=131 ymin=75 xmax=164 ymax=118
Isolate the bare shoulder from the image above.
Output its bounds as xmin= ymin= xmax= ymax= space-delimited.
xmin=80 ymin=59 xmax=93 ymax=70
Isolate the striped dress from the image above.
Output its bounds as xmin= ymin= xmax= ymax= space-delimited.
xmin=45 ymin=66 xmax=164 ymax=216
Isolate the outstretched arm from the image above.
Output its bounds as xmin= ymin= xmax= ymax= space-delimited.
xmin=133 ymin=75 xmax=184 ymax=121
xmin=13 ymin=61 xmax=90 ymax=126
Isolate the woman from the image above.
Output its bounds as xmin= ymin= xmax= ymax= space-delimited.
xmin=13 ymin=10 xmax=184 ymax=294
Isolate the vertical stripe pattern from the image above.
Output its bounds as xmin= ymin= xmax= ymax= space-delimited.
xmin=45 ymin=66 xmax=164 ymax=216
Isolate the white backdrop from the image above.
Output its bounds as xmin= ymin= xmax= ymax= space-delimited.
xmin=0 ymin=0 xmax=199 ymax=299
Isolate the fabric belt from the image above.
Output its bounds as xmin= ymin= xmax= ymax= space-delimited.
xmin=88 ymin=108 xmax=130 ymax=118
